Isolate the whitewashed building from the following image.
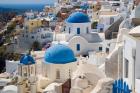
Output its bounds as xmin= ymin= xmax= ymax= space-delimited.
xmin=25 ymin=11 xmax=35 ymax=19
xmin=19 ymin=27 xmax=53 ymax=45
xmin=98 ymin=11 xmax=120 ymax=31
xmin=123 ymin=26 xmax=140 ymax=93
xmin=17 ymin=54 xmax=37 ymax=93
xmin=53 ymin=12 xmax=103 ymax=56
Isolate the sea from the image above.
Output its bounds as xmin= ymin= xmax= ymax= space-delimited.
xmin=0 ymin=3 xmax=54 ymax=12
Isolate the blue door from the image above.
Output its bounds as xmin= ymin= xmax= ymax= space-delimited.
xmin=113 ymin=79 xmax=131 ymax=93
xmin=77 ymin=28 xmax=80 ymax=34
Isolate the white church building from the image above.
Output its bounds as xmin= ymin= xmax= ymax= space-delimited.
xmin=17 ymin=54 xmax=37 ymax=93
xmin=53 ymin=12 xmax=103 ymax=56
xmin=42 ymin=44 xmax=77 ymax=83
xmin=4 ymin=43 xmax=109 ymax=93
xmin=4 ymin=44 xmax=78 ymax=93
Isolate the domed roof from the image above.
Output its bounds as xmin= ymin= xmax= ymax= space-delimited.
xmin=129 ymin=26 xmax=140 ymax=36
xmin=2 ymin=85 xmax=17 ymax=93
xmin=66 ymin=12 xmax=90 ymax=23
xmin=20 ymin=54 xmax=35 ymax=65
xmin=44 ymin=44 xmax=77 ymax=64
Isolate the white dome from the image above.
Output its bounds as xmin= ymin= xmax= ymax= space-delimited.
xmin=129 ymin=26 xmax=140 ymax=36
xmin=1 ymin=85 xmax=17 ymax=93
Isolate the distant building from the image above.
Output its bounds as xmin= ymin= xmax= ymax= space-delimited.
xmin=98 ymin=11 xmax=120 ymax=32
xmin=19 ymin=27 xmax=53 ymax=46
xmin=25 ymin=11 xmax=35 ymax=19
xmin=105 ymin=3 xmax=140 ymax=92
xmin=26 ymin=19 xmax=43 ymax=32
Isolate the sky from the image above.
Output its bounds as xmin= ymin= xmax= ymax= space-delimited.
xmin=0 ymin=0 xmax=54 ymax=4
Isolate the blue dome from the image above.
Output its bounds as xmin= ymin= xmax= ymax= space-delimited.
xmin=20 ymin=54 xmax=35 ymax=65
xmin=66 ymin=12 xmax=90 ymax=23
xmin=44 ymin=44 xmax=77 ymax=64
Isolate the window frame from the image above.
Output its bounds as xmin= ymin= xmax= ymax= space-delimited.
xmin=76 ymin=44 xmax=80 ymax=51
xmin=77 ymin=28 xmax=80 ymax=34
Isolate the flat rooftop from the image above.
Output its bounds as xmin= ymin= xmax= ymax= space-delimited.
xmin=99 ymin=11 xmax=118 ymax=16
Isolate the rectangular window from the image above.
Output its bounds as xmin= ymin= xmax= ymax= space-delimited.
xmin=77 ymin=28 xmax=80 ymax=34
xmin=86 ymin=27 xmax=89 ymax=33
xmin=23 ymin=67 xmax=27 ymax=77
xmin=30 ymin=67 xmax=33 ymax=75
xmin=77 ymin=44 xmax=80 ymax=51
xmin=45 ymin=33 xmax=51 ymax=38
xmin=106 ymin=48 xmax=109 ymax=53
xmin=31 ymin=36 xmax=34 ymax=39
xmin=56 ymin=69 xmax=60 ymax=79
xmin=69 ymin=27 xmax=71 ymax=34
xmin=64 ymin=26 xmax=66 ymax=31
xmin=99 ymin=47 xmax=102 ymax=51
xmin=125 ymin=59 xmax=129 ymax=78
xmin=100 ymin=28 xmax=103 ymax=32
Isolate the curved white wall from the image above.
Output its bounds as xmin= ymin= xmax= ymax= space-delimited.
xmin=44 ymin=62 xmax=77 ymax=82
xmin=68 ymin=36 xmax=102 ymax=56
xmin=69 ymin=36 xmax=88 ymax=56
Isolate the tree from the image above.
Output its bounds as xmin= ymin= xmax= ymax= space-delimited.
xmin=32 ymin=41 xmax=41 ymax=51
xmin=91 ymin=21 xmax=98 ymax=29
xmin=7 ymin=21 xmax=16 ymax=34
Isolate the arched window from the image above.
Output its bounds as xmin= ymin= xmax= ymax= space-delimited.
xmin=23 ymin=67 xmax=27 ymax=77
xmin=124 ymin=59 xmax=129 ymax=78
xmin=56 ymin=69 xmax=60 ymax=79
xmin=77 ymin=28 xmax=80 ymax=34
xmin=106 ymin=48 xmax=109 ymax=53
xmin=99 ymin=47 xmax=102 ymax=51
xmin=86 ymin=27 xmax=89 ymax=33
xmin=69 ymin=27 xmax=71 ymax=34
xmin=30 ymin=66 xmax=34 ymax=75
xmin=64 ymin=26 xmax=66 ymax=31
xmin=76 ymin=44 xmax=80 ymax=51
xmin=31 ymin=36 xmax=34 ymax=39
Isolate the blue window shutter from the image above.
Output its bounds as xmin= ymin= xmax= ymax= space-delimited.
xmin=77 ymin=28 xmax=80 ymax=34
xmin=77 ymin=44 xmax=80 ymax=51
